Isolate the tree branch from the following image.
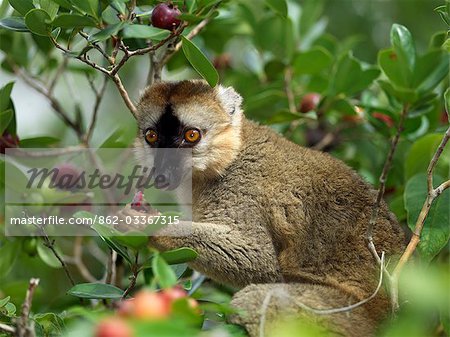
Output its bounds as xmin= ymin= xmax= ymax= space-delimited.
xmin=390 ymin=125 xmax=450 ymax=310
xmin=85 ymin=74 xmax=108 ymax=141
xmin=16 ymin=278 xmax=39 ymax=337
xmin=366 ymin=104 xmax=409 ymax=262
xmin=0 ymin=323 xmax=15 ymax=335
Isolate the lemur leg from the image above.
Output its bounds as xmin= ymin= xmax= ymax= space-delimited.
xmin=149 ymin=222 xmax=282 ymax=287
xmin=229 ymin=283 xmax=378 ymax=337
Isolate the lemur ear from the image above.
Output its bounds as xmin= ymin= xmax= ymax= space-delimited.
xmin=217 ymin=85 xmax=243 ymax=116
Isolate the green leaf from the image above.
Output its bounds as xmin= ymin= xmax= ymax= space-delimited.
xmin=292 ymin=47 xmax=332 ymax=75
xmin=378 ymin=80 xmax=418 ymax=104
xmin=89 ymin=21 xmax=125 ymax=42
xmin=412 ymin=50 xmax=449 ymax=94
xmin=378 ymin=48 xmax=410 ymax=88
xmin=67 ymin=283 xmax=124 ymax=299
xmin=8 ymin=0 xmax=34 ymax=16
xmin=267 ymin=110 xmax=302 ymax=124
xmin=39 ymin=0 xmax=59 ymax=20
xmin=0 ymin=296 xmax=10 ymax=308
xmin=122 ymin=24 xmax=170 ymax=40
xmin=390 ymin=23 xmax=415 ymax=84
xmin=0 ymin=82 xmax=14 ymax=112
xmin=4 ymin=302 xmax=16 ymax=317
xmin=429 ymin=31 xmax=447 ymax=49
xmin=37 ymin=241 xmax=64 ymax=268
xmin=88 ymin=221 xmax=132 ymax=264
xmin=405 ymin=134 xmax=450 ymax=180
xmin=0 ymin=240 xmax=18 ymax=277
xmin=0 ymin=17 xmax=29 ymax=31
xmin=19 ymin=136 xmax=59 ymax=147
xmin=25 ymin=8 xmax=51 ymax=36
xmin=114 ymin=231 xmax=148 ymax=250
xmin=181 ymin=36 xmax=219 ymax=87
xmin=404 ymin=174 xmax=450 ymax=263
xmin=160 ymin=247 xmax=198 ymax=265
xmin=52 ymin=14 xmax=97 ymax=28
xmin=70 ymin=0 xmax=99 ymax=19
xmin=332 ymin=53 xmax=380 ymax=96
xmin=264 ymin=0 xmax=287 ymax=17
xmin=152 ymin=253 xmax=177 ymax=288
xmin=0 ymin=109 xmax=13 ymax=134
xmin=50 ymin=0 xmax=73 ymax=10
xmin=435 ymin=4 xmax=450 ymax=26
xmin=254 ymin=15 xmax=294 ymax=61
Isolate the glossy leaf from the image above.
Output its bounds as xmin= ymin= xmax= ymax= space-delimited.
xmin=0 ymin=82 xmax=14 ymax=112
xmin=70 ymin=0 xmax=99 ymax=19
xmin=0 ymin=296 xmax=10 ymax=308
xmin=122 ymin=24 xmax=170 ymax=40
xmin=25 ymin=8 xmax=51 ymax=36
xmin=267 ymin=110 xmax=302 ymax=124
xmin=114 ymin=231 xmax=148 ymax=250
xmin=0 ymin=240 xmax=18 ymax=277
xmin=405 ymin=134 xmax=450 ymax=180
xmin=404 ymin=174 xmax=450 ymax=263
xmin=378 ymin=48 xmax=409 ymax=88
xmin=8 ymin=0 xmax=34 ymax=16
xmin=76 ymin=211 xmax=133 ymax=264
xmin=0 ymin=109 xmax=13 ymax=134
xmin=293 ymin=47 xmax=332 ymax=75
xmin=89 ymin=221 xmax=133 ymax=264
xmin=0 ymin=16 xmax=29 ymax=31
xmin=160 ymin=247 xmax=198 ymax=265
xmin=181 ymin=36 xmax=219 ymax=87
xmin=378 ymin=80 xmax=418 ymax=104
xmin=39 ymin=0 xmax=59 ymax=20
xmin=265 ymin=0 xmax=287 ymax=17
xmin=152 ymin=253 xmax=177 ymax=288
xmin=52 ymin=14 xmax=97 ymax=28
xmin=412 ymin=50 xmax=449 ymax=93
xmin=67 ymin=283 xmax=124 ymax=299
xmin=19 ymin=136 xmax=59 ymax=147
xmin=332 ymin=53 xmax=380 ymax=96
xmin=390 ymin=24 xmax=415 ymax=84
xmin=37 ymin=242 xmax=63 ymax=268
xmin=89 ymin=21 xmax=125 ymax=42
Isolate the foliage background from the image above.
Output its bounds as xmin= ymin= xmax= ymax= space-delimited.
xmin=0 ymin=0 xmax=449 ymax=336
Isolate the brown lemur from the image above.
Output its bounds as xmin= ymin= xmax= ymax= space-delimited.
xmin=128 ymin=80 xmax=405 ymax=336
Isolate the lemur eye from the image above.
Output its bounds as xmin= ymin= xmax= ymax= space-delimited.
xmin=145 ymin=129 xmax=158 ymax=145
xmin=184 ymin=128 xmax=201 ymax=143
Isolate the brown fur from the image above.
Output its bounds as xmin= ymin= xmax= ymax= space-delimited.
xmin=133 ymin=81 xmax=406 ymax=337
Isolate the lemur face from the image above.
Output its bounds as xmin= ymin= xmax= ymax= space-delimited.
xmin=134 ymin=80 xmax=243 ymax=189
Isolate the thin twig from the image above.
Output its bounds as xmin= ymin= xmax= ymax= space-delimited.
xmin=366 ymin=104 xmax=409 ymax=262
xmin=11 ymin=64 xmax=82 ymax=137
xmin=85 ymin=74 xmax=108 ymax=141
xmin=79 ymin=32 xmax=114 ymax=65
xmin=48 ymin=57 xmax=68 ymax=95
xmin=105 ymin=250 xmax=118 ymax=284
xmin=390 ymin=125 xmax=450 ymax=311
xmin=122 ymin=253 xmax=139 ymax=299
xmin=38 ymin=227 xmax=75 ymax=286
xmin=16 ymin=278 xmax=39 ymax=337
xmin=71 ymin=236 xmax=97 ymax=283
xmin=284 ymin=67 xmax=296 ymax=113
xmin=0 ymin=323 xmax=15 ymax=335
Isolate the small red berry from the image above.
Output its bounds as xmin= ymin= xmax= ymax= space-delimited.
xmin=299 ymin=93 xmax=321 ymax=113
xmin=133 ymin=290 xmax=171 ymax=319
xmin=151 ymin=3 xmax=181 ymax=31
xmin=95 ymin=318 xmax=133 ymax=337
xmin=161 ymin=286 xmax=187 ymax=301
xmin=372 ymin=112 xmax=394 ymax=128
xmin=0 ymin=131 xmax=19 ymax=154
